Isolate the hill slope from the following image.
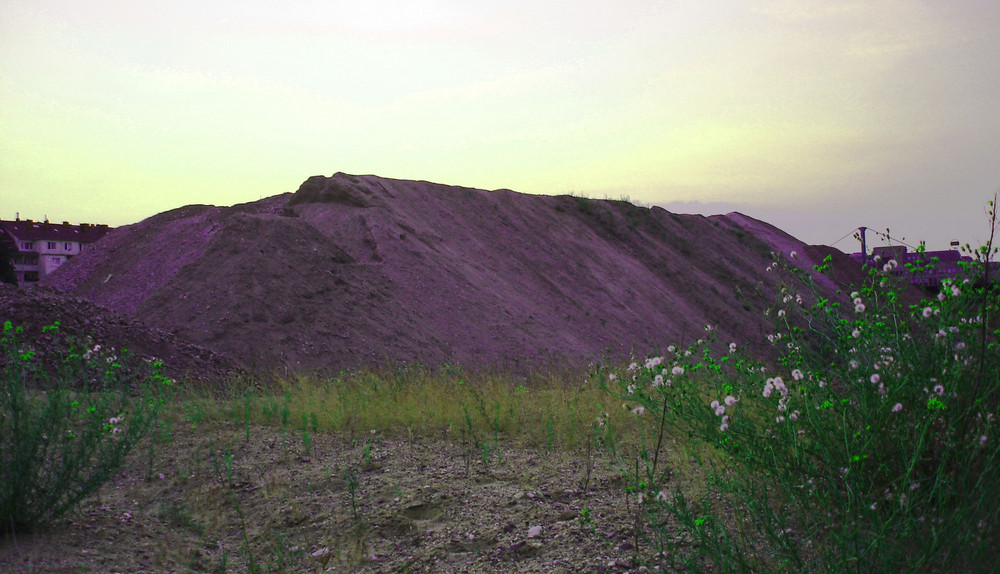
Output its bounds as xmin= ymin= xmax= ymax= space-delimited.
xmin=45 ymin=173 xmax=866 ymax=373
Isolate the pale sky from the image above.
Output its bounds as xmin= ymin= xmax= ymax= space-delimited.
xmin=2 ymin=0 xmax=998 ymax=252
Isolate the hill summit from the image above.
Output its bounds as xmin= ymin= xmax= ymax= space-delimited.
xmin=44 ymin=173 xmax=864 ymax=373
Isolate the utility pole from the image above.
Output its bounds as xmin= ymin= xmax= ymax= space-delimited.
xmin=858 ymin=226 xmax=868 ymax=264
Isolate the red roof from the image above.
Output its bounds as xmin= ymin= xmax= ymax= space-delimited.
xmin=0 ymin=219 xmax=112 ymax=244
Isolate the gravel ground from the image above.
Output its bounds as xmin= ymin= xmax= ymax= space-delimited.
xmin=0 ymin=420 xmax=696 ymax=573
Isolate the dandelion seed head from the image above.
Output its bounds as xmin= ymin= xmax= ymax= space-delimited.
xmin=724 ymin=395 xmax=737 ymax=406
xmin=791 ymin=369 xmax=804 ymax=381
xmin=870 ymin=374 xmax=881 ymax=384
xmin=892 ymin=403 xmax=903 ymax=413
xmin=671 ymin=366 xmax=684 ymax=376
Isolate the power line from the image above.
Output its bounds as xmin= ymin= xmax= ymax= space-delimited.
xmin=830 ymin=226 xmax=921 ymax=252
xmin=829 ymin=228 xmax=861 ymax=248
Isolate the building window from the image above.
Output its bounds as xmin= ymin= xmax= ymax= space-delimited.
xmin=24 ymin=271 xmax=39 ymax=282
xmin=21 ymin=241 xmax=33 ymax=250
xmin=47 ymin=242 xmax=56 ymax=250
xmin=65 ymin=242 xmax=73 ymax=250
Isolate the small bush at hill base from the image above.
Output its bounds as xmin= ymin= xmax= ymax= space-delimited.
xmin=600 ymin=206 xmax=1000 ymax=572
xmin=1 ymin=321 xmax=171 ymax=534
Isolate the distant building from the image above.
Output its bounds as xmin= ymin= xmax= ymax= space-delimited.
xmin=0 ymin=217 xmax=112 ymax=285
xmin=850 ymin=245 xmax=997 ymax=288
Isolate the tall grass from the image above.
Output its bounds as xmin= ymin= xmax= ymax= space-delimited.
xmin=176 ymin=364 xmax=612 ymax=451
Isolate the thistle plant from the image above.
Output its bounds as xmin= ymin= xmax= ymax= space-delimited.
xmin=600 ymin=202 xmax=1000 ymax=572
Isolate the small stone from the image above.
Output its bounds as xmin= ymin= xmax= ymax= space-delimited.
xmin=527 ymin=525 xmax=542 ymax=538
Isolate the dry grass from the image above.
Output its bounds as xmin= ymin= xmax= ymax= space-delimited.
xmin=177 ymin=365 xmax=622 ymax=451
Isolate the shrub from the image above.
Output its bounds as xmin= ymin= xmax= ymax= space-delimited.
xmin=601 ymin=216 xmax=1000 ymax=572
xmin=0 ymin=321 xmax=171 ymax=534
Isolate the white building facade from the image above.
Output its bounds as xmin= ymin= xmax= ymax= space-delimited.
xmin=0 ymin=218 xmax=111 ymax=284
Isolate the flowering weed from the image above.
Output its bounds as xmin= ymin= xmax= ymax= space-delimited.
xmin=600 ymin=202 xmax=1000 ymax=572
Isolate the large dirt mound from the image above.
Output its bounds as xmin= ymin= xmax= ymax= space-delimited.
xmin=44 ymin=173 xmax=868 ymax=373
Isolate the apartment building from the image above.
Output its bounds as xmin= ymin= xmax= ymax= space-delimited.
xmin=0 ymin=217 xmax=112 ymax=284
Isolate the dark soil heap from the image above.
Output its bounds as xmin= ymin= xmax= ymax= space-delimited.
xmin=0 ymin=284 xmax=243 ymax=383
xmin=42 ymin=173 xmax=867 ymax=374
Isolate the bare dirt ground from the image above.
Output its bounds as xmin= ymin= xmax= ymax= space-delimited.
xmin=0 ymin=420 xmax=688 ymax=573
